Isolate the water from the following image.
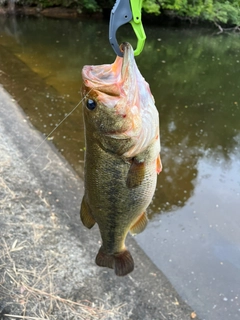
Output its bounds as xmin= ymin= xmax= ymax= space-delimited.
xmin=0 ymin=16 xmax=240 ymax=320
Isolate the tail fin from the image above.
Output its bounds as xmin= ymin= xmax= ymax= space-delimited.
xmin=114 ymin=250 xmax=134 ymax=276
xmin=95 ymin=246 xmax=114 ymax=270
xmin=95 ymin=247 xmax=134 ymax=276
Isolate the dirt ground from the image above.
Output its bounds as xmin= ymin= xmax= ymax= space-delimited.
xmin=0 ymin=86 xmax=198 ymax=320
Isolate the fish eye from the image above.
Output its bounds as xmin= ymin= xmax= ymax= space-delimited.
xmin=86 ymin=99 xmax=97 ymax=110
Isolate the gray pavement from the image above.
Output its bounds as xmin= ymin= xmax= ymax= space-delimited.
xmin=0 ymin=85 xmax=198 ymax=319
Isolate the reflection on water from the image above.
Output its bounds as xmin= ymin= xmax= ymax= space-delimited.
xmin=1 ymin=16 xmax=240 ymax=320
xmin=137 ymin=152 xmax=240 ymax=319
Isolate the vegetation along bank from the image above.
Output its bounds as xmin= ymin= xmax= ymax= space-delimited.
xmin=0 ymin=0 xmax=240 ymax=30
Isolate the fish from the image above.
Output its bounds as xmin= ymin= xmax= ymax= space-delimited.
xmin=80 ymin=42 xmax=162 ymax=276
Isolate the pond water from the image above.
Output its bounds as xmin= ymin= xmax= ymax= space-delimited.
xmin=0 ymin=15 xmax=240 ymax=320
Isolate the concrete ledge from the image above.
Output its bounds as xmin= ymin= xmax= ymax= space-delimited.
xmin=0 ymin=85 xmax=197 ymax=319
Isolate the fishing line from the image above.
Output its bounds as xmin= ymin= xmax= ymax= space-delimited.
xmin=26 ymin=90 xmax=91 ymax=162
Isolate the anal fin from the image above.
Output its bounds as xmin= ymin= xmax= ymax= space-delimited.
xmin=95 ymin=246 xmax=114 ymax=269
xmin=80 ymin=196 xmax=95 ymax=229
xmin=126 ymin=158 xmax=145 ymax=188
xmin=130 ymin=212 xmax=148 ymax=235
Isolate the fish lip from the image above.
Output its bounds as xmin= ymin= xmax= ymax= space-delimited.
xmin=120 ymin=42 xmax=135 ymax=80
xmin=120 ymin=42 xmax=133 ymax=57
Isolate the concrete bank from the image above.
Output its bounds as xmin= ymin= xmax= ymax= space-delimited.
xmin=0 ymin=85 xmax=198 ymax=320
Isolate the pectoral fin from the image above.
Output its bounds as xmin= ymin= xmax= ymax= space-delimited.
xmin=130 ymin=212 xmax=148 ymax=235
xmin=80 ymin=196 xmax=95 ymax=229
xmin=126 ymin=158 xmax=145 ymax=188
xmin=156 ymin=154 xmax=162 ymax=174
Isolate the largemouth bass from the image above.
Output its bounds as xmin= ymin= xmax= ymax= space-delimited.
xmin=80 ymin=42 xmax=162 ymax=276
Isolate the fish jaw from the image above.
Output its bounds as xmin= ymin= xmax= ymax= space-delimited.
xmin=82 ymin=43 xmax=137 ymax=97
xmin=82 ymin=42 xmax=160 ymax=158
xmin=82 ymin=55 xmax=133 ymax=142
xmin=82 ymin=56 xmax=123 ymax=100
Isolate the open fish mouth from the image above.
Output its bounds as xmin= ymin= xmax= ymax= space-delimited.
xmin=82 ymin=42 xmax=136 ymax=98
xmin=82 ymin=41 xmax=159 ymax=158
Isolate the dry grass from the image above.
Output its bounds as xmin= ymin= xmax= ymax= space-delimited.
xmin=0 ymin=237 xmax=125 ymax=320
xmin=0 ymin=157 xmax=126 ymax=320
